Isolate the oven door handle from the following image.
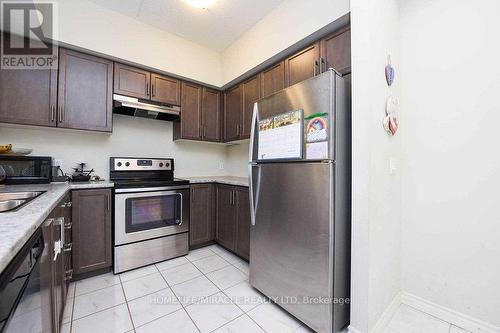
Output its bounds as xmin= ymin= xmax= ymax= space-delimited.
xmin=177 ymin=193 xmax=183 ymax=226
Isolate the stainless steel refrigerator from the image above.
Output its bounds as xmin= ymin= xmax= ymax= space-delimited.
xmin=248 ymin=70 xmax=351 ymax=333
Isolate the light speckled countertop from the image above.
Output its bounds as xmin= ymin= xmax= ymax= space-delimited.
xmin=0 ymin=181 xmax=113 ymax=273
xmin=184 ymin=176 xmax=248 ymax=187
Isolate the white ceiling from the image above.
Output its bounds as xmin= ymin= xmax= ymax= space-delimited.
xmin=88 ymin=0 xmax=285 ymax=52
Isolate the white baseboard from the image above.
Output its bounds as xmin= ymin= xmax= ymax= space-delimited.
xmin=370 ymin=292 xmax=402 ymax=333
xmin=401 ymin=292 xmax=500 ymax=333
xmin=347 ymin=326 xmax=364 ymax=333
xmin=348 ymin=292 xmax=402 ymax=333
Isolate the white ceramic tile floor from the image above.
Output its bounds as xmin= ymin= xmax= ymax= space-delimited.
xmin=64 ymin=244 xmax=468 ymax=333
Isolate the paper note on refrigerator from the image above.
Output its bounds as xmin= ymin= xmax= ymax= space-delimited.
xmin=257 ymin=110 xmax=303 ymax=160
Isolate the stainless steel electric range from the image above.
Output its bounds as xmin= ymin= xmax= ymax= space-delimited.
xmin=109 ymin=157 xmax=190 ymax=274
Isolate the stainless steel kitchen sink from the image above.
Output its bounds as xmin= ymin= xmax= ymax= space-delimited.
xmin=0 ymin=191 xmax=45 ymax=213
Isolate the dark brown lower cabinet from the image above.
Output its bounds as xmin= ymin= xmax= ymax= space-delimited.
xmin=215 ymin=185 xmax=251 ymax=260
xmin=39 ymin=193 xmax=72 ymax=333
xmin=190 ymin=184 xmax=215 ymax=247
xmin=72 ymin=189 xmax=112 ymax=275
xmin=235 ymin=188 xmax=250 ymax=260
xmin=216 ymin=185 xmax=237 ymax=251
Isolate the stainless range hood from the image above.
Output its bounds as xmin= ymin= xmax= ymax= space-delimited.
xmin=113 ymin=94 xmax=181 ymax=121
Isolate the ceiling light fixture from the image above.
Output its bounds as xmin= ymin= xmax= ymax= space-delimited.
xmin=185 ymin=0 xmax=215 ymax=9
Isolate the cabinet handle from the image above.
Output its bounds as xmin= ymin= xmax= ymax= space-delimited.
xmin=192 ymin=188 xmax=195 ymax=202
xmin=233 ymin=191 xmax=236 ymax=206
xmin=152 ymin=84 xmax=155 ymax=97
xmin=146 ymin=83 xmax=149 ymax=96
xmin=314 ymin=60 xmax=320 ymax=76
xmin=321 ymin=58 xmax=326 ymax=73
xmin=63 ymin=242 xmax=72 ymax=252
xmin=236 ymin=124 xmax=240 ymax=136
xmin=107 ymin=195 xmax=111 ymax=211
xmin=58 ymin=105 xmax=64 ymax=123
xmin=50 ymin=105 xmax=55 ymax=122
xmin=65 ymin=269 xmax=73 ymax=281
xmin=229 ymin=191 xmax=233 ymax=205
xmin=203 ymin=126 xmax=206 ymax=138
xmin=64 ymin=222 xmax=72 ymax=230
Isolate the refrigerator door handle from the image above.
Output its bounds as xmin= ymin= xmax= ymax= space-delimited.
xmin=249 ymin=164 xmax=261 ymax=226
xmin=249 ymin=102 xmax=259 ymax=162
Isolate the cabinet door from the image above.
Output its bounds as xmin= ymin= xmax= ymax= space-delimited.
xmin=151 ymin=73 xmax=181 ymax=105
xmin=201 ymin=88 xmax=221 ymax=142
xmin=285 ymin=43 xmax=320 ymax=87
xmin=180 ymin=82 xmax=202 ymax=140
xmin=320 ymin=27 xmax=351 ymax=75
xmin=0 ymin=35 xmax=57 ymax=127
xmin=190 ymin=184 xmax=215 ymax=247
xmin=72 ymin=189 xmax=112 ymax=275
xmin=242 ymin=75 xmax=261 ymax=139
xmin=58 ymin=49 xmax=113 ymax=132
xmin=224 ymin=84 xmax=243 ymax=142
xmin=216 ymin=185 xmax=236 ymax=251
xmin=235 ymin=187 xmax=250 ymax=260
xmin=261 ymin=61 xmax=285 ymax=98
xmin=114 ymin=63 xmax=150 ymax=99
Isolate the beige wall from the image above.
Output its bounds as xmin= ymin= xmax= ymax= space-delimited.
xmin=400 ymin=0 xmax=500 ymax=327
xmin=221 ymin=0 xmax=350 ymax=84
xmin=47 ymin=0 xmax=223 ymax=86
xmin=0 ymin=116 xmax=229 ymax=178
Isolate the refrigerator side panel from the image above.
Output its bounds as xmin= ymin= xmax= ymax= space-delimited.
xmin=249 ymin=162 xmax=334 ymax=333
xmin=332 ymin=73 xmax=352 ymax=332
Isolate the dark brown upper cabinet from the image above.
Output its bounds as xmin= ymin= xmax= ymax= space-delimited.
xmin=201 ymin=88 xmax=221 ymax=141
xmin=114 ymin=63 xmax=181 ymax=106
xmin=151 ymin=73 xmax=181 ymax=105
xmin=58 ymin=48 xmax=113 ymax=132
xmin=0 ymin=42 xmax=58 ymax=127
xmin=114 ymin=63 xmax=150 ymax=99
xmin=175 ymin=81 xmax=202 ymax=140
xmin=174 ymin=83 xmax=222 ymax=142
xmin=72 ymin=189 xmax=112 ymax=275
xmin=285 ymin=42 xmax=320 ymax=87
xmin=241 ymin=75 xmax=261 ymax=139
xmin=224 ymin=84 xmax=243 ymax=142
xmin=320 ymin=27 xmax=351 ymax=75
xmin=261 ymin=61 xmax=285 ymax=98
xmin=190 ymin=184 xmax=215 ymax=248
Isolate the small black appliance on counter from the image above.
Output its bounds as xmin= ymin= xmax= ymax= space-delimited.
xmin=0 ymin=156 xmax=52 ymax=185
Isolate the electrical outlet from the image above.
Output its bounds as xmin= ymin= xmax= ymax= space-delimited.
xmin=54 ymin=159 xmax=63 ymax=168
xmin=219 ymin=162 xmax=224 ymax=170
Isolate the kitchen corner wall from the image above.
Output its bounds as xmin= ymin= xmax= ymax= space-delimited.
xmin=349 ymin=0 xmax=402 ymax=332
xmin=0 ymin=115 xmax=229 ymax=178
xmin=400 ymin=0 xmax=500 ymax=327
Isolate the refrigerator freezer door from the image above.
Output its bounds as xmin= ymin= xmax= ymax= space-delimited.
xmin=249 ymin=71 xmax=336 ymax=162
xmin=249 ymin=161 xmax=334 ymax=333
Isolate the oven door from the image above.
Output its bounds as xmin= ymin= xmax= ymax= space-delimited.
xmin=114 ymin=187 xmax=189 ymax=245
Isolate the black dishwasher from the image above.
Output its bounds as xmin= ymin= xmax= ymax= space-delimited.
xmin=0 ymin=228 xmax=46 ymax=333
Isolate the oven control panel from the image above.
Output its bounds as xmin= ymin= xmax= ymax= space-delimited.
xmin=111 ymin=158 xmax=173 ymax=171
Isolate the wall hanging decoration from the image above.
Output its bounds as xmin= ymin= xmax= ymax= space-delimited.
xmin=385 ymin=55 xmax=395 ymax=86
xmin=383 ymin=95 xmax=399 ymax=136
